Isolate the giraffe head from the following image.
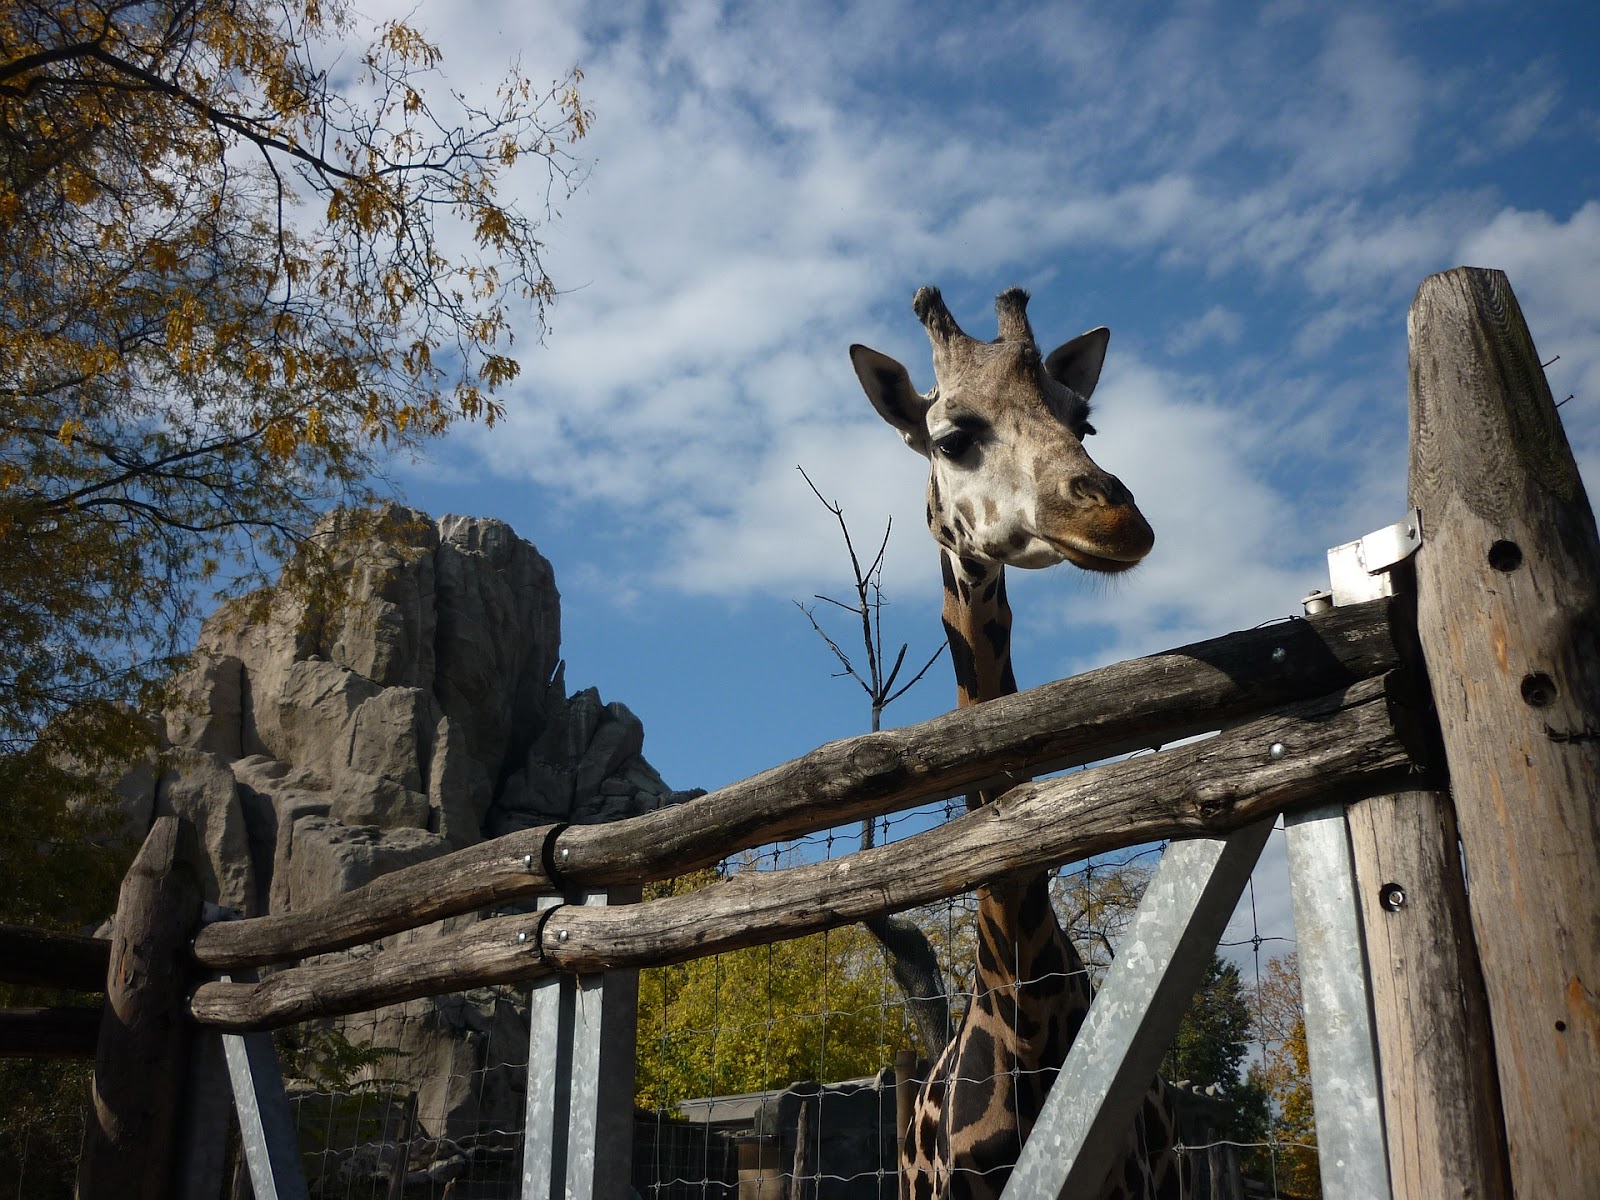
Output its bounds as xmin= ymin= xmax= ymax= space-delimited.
xmin=851 ymin=286 xmax=1153 ymax=575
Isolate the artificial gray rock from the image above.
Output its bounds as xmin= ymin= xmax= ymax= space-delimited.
xmin=114 ymin=506 xmax=686 ymax=1185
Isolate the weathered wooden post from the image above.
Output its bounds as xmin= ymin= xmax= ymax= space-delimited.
xmin=1346 ymin=788 xmax=1509 ymax=1197
xmin=76 ymin=815 xmax=203 ymax=1200
xmin=1407 ymin=266 xmax=1600 ymax=1196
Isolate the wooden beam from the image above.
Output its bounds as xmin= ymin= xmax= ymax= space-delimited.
xmin=188 ymin=677 xmax=1415 ymax=1030
xmin=0 ymin=1006 xmax=103 ymax=1058
xmin=194 ymin=598 xmax=1401 ymax=971
xmin=0 ymin=924 xmax=111 ymax=991
xmin=76 ymin=816 xmax=203 ymax=1200
xmin=1407 ymin=266 xmax=1600 ymax=1196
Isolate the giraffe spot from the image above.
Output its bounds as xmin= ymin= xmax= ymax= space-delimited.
xmin=982 ymin=618 xmax=1008 ymax=658
xmin=912 ymin=1176 xmax=934 ymax=1200
xmin=981 ymin=577 xmax=999 ymax=602
xmin=942 ymin=620 xmax=978 ymax=698
xmin=939 ymin=523 xmax=956 ymax=543
xmin=983 ymin=496 xmax=1000 ymax=522
xmin=1008 ymin=529 xmax=1030 ymax=550
xmin=959 ymin=554 xmax=986 ymax=579
xmin=956 ymin=498 xmax=976 ymax=525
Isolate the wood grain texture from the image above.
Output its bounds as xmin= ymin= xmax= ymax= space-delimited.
xmin=192 ymin=823 xmax=560 ymax=969
xmin=192 ymin=601 xmax=1398 ymax=972
xmin=77 ymin=816 xmax=203 ymax=1200
xmin=1408 ymin=267 xmax=1600 ymax=1197
xmin=0 ymin=923 xmax=112 ymax=991
xmin=188 ymin=677 xmax=1416 ymax=1030
xmin=0 ymin=1005 xmax=103 ymax=1058
xmin=1348 ymin=790 xmax=1510 ymax=1199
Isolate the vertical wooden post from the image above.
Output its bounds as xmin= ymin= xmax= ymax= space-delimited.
xmin=77 ymin=815 xmax=203 ymax=1200
xmin=1346 ymin=790 xmax=1510 ymax=1197
xmin=1407 ymin=266 xmax=1600 ymax=1196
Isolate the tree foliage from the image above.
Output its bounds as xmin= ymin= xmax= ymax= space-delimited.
xmin=1248 ymin=952 xmax=1321 ymax=1196
xmin=0 ymin=0 xmax=590 ymax=774
xmin=635 ymin=868 xmax=917 ymax=1111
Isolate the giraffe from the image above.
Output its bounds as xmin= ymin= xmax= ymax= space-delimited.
xmin=850 ymin=286 xmax=1185 ymax=1199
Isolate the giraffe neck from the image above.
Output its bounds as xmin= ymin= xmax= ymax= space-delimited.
xmin=939 ymin=550 xmax=1090 ymax=1014
xmin=939 ymin=551 xmax=1016 ymax=709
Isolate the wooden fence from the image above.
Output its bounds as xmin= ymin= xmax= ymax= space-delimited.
xmin=6 ymin=267 xmax=1597 ymax=1200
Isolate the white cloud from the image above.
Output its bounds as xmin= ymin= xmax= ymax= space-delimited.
xmin=387 ymin=0 xmax=1599 ymax=634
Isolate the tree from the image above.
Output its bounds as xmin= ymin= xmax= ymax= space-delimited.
xmin=793 ymin=468 xmax=951 ymax=1054
xmin=1248 ymin=952 xmax=1320 ymax=1197
xmin=0 ymin=0 xmax=590 ymax=791
xmin=635 ymin=867 xmax=917 ymax=1110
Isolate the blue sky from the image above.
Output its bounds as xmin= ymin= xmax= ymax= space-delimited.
xmin=374 ymin=1 xmax=1598 ymax=947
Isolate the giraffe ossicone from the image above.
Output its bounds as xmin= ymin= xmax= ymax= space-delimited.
xmin=851 ymin=286 xmax=1183 ymax=1199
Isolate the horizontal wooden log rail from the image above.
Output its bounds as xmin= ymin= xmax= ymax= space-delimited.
xmin=189 ymin=674 xmax=1419 ymax=1030
xmin=193 ymin=598 xmax=1402 ymax=971
xmin=0 ymin=923 xmax=112 ymax=991
xmin=0 ymin=1005 xmax=103 ymax=1058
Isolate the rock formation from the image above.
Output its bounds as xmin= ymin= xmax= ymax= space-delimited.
xmin=116 ymin=506 xmax=689 ymax=1184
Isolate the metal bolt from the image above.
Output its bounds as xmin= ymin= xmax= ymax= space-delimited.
xmin=1379 ymin=883 xmax=1406 ymax=911
xmin=1268 ymin=742 xmax=1286 ymax=760
xmin=516 ymin=931 xmax=529 ymax=943
xmin=560 ymin=847 xmax=570 ymax=861
xmin=558 ymin=929 xmax=570 ymax=942
xmin=1405 ymin=524 xmax=1417 ymax=540
xmin=1270 ymin=646 xmax=1287 ymax=664
xmin=522 ymin=853 xmax=535 ymax=870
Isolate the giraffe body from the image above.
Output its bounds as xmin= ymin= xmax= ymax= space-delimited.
xmin=850 ymin=287 xmax=1184 ymax=1198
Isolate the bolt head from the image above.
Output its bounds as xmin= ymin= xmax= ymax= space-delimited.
xmin=560 ymin=847 xmax=570 ymax=861
xmin=516 ymin=931 xmax=529 ymax=943
xmin=1379 ymin=882 xmax=1407 ymax=911
xmin=522 ymin=853 xmax=535 ymax=869
xmin=1271 ymin=647 xmax=1287 ymax=664
xmin=1268 ymin=742 xmax=1286 ymax=760
xmin=558 ymin=929 xmax=570 ymax=942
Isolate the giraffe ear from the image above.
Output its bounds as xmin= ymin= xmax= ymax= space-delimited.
xmin=850 ymin=344 xmax=931 ymax=455
xmin=1044 ymin=327 xmax=1110 ymax=402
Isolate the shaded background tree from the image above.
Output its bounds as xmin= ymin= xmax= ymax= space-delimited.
xmin=0 ymin=3 xmax=588 ymax=1190
xmin=0 ymin=0 xmax=590 ymax=791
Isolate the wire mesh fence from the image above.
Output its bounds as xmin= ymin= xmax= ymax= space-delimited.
xmin=3 ymin=810 xmax=1324 ymax=1200
xmin=224 ymin=799 xmax=1321 ymax=1199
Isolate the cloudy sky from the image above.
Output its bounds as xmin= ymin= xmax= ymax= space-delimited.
xmin=382 ymin=2 xmax=1597 ymax=949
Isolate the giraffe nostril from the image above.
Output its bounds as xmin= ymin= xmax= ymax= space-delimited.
xmin=1068 ymin=475 xmax=1109 ymax=506
xmin=1069 ymin=473 xmax=1132 ymax=508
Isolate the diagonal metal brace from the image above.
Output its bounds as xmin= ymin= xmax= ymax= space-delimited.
xmin=1002 ymin=819 xmax=1275 ymax=1199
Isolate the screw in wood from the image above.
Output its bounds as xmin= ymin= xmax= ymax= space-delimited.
xmin=522 ymin=853 xmax=535 ymax=870
xmin=1379 ymin=882 xmax=1406 ymax=911
xmin=516 ymin=931 xmax=529 ymax=943
xmin=558 ymin=929 xmax=569 ymax=942
xmin=1271 ymin=647 xmax=1287 ymax=664
xmin=1268 ymin=742 xmax=1286 ymax=760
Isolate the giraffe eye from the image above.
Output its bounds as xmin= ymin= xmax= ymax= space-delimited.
xmin=934 ymin=430 xmax=974 ymax=459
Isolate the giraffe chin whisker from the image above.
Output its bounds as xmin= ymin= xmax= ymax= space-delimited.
xmin=1053 ymin=542 xmax=1145 ymax=574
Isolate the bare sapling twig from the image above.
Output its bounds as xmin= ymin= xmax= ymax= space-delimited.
xmin=794 ymin=465 xmax=950 ymax=1052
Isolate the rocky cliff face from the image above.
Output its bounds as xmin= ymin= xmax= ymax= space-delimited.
xmin=122 ymin=505 xmax=683 ymax=917
xmin=116 ymin=506 xmax=687 ymax=1169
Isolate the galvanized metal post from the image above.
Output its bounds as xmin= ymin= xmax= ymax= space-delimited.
xmin=523 ymin=890 xmax=611 ymax=1200
xmin=1002 ymin=819 xmax=1275 ymax=1199
xmin=222 ymin=1022 xmax=310 ymax=1200
xmin=1277 ymin=514 xmax=1422 ymax=1200
xmin=1283 ymin=807 xmax=1390 ymax=1200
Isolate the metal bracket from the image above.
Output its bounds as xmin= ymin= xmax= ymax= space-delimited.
xmin=1325 ymin=510 xmax=1422 ymax=607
